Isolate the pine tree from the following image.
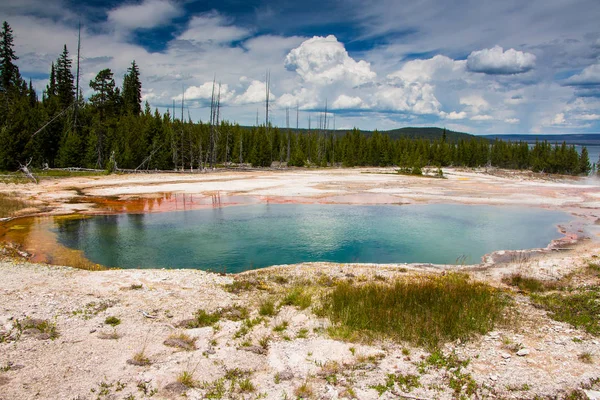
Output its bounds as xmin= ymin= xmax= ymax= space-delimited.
xmin=46 ymin=62 xmax=57 ymax=99
xmin=0 ymin=21 xmax=20 ymax=92
xmin=89 ymin=68 xmax=116 ymax=120
xmin=55 ymin=45 xmax=75 ymax=109
xmin=122 ymin=60 xmax=142 ymax=115
xmin=579 ymin=147 xmax=591 ymax=175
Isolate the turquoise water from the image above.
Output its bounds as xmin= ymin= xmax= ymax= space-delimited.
xmin=53 ymin=204 xmax=569 ymax=272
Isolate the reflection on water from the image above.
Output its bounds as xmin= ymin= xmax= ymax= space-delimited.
xmin=1 ymin=203 xmax=569 ymax=273
xmin=83 ymin=193 xmax=262 ymax=214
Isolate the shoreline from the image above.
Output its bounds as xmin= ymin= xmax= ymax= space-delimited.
xmin=1 ymin=167 xmax=598 ymax=274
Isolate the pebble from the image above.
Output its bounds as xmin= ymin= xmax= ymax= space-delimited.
xmin=489 ymin=374 xmax=498 ymax=381
xmin=501 ymin=353 xmax=511 ymax=359
xmin=516 ymin=348 xmax=530 ymax=356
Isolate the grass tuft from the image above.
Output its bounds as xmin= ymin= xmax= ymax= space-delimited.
xmin=163 ymin=332 xmax=196 ymax=351
xmin=502 ymin=274 xmax=560 ymax=292
xmin=294 ymin=381 xmax=314 ymax=399
xmin=258 ymin=298 xmax=277 ymax=316
xmin=104 ymin=316 xmax=121 ymax=326
xmin=281 ymin=287 xmax=312 ymax=310
xmin=321 ymin=273 xmax=509 ymax=348
xmin=531 ymin=287 xmax=600 ymax=336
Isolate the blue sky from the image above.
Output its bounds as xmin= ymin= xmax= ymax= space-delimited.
xmin=2 ymin=0 xmax=600 ymax=134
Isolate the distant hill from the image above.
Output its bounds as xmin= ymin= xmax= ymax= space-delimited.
xmin=240 ymin=126 xmax=478 ymax=142
xmin=482 ymin=134 xmax=600 ymax=146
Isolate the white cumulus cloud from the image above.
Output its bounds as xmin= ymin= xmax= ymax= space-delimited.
xmin=504 ymin=118 xmax=520 ymax=124
xmin=173 ymin=82 xmax=235 ymax=103
xmin=107 ymin=0 xmax=183 ymax=31
xmin=467 ymin=46 xmax=536 ymax=75
xmin=332 ymin=95 xmax=365 ymax=109
xmin=470 ymin=115 xmax=494 ymax=121
xmin=565 ymin=64 xmax=600 ymax=86
xmin=387 ymin=55 xmax=466 ymax=83
xmin=284 ymin=35 xmax=376 ymax=86
xmin=178 ymin=12 xmax=251 ymax=44
xmin=234 ymin=80 xmax=275 ymax=105
xmin=375 ymin=83 xmax=441 ymax=115
xmin=440 ymin=111 xmax=467 ymax=120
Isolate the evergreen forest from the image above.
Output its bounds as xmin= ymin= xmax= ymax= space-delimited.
xmin=0 ymin=22 xmax=593 ymax=176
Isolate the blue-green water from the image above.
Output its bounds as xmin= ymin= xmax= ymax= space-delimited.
xmin=53 ymin=204 xmax=569 ymax=273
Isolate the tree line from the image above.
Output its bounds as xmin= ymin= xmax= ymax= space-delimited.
xmin=0 ymin=22 xmax=593 ymax=175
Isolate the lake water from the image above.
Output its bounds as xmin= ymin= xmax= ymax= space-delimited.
xmin=52 ymin=204 xmax=569 ymax=272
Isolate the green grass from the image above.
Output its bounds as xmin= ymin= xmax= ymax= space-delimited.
xmin=104 ymin=316 xmax=121 ymax=326
xmin=258 ymin=298 xmax=277 ymax=316
xmin=531 ymin=287 xmax=600 ymax=336
xmin=281 ymin=287 xmax=312 ymax=310
xmin=0 ymin=169 xmax=107 ymax=185
xmin=502 ymin=273 xmax=560 ymax=292
xmin=321 ymin=273 xmax=509 ymax=348
xmin=0 ymin=193 xmax=30 ymax=218
xmin=15 ymin=317 xmax=59 ymax=339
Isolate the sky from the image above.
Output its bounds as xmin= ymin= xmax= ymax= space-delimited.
xmin=2 ymin=0 xmax=600 ymax=134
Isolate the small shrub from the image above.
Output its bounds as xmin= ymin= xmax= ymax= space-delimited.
xmin=104 ymin=316 xmax=121 ymax=326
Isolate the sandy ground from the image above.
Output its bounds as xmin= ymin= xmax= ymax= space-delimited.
xmin=1 ymin=167 xmax=600 ymax=399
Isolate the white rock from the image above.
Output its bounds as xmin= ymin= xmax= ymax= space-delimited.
xmin=489 ymin=374 xmax=498 ymax=381
xmin=501 ymin=353 xmax=511 ymax=359
xmin=516 ymin=348 xmax=530 ymax=356
xmin=584 ymin=390 xmax=600 ymax=400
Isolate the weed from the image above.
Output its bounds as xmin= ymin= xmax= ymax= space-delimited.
xmin=296 ymin=328 xmax=309 ymax=339
xmin=136 ymin=380 xmax=158 ymax=396
xmin=177 ymin=371 xmax=195 ymax=388
xmin=322 ymin=273 xmax=509 ymax=348
xmin=371 ymin=372 xmax=420 ymax=395
xmin=128 ymin=350 xmax=151 ymax=366
xmin=129 ymin=284 xmax=143 ymax=290
xmin=104 ymin=316 xmax=121 ymax=326
xmin=273 ymin=321 xmax=289 ymax=332
xmin=201 ymin=378 xmax=226 ymax=399
xmin=238 ymin=378 xmax=255 ymax=393
xmin=578 ymin=352 xmax=594 ymax=364
xmin=15 ymin=317 xmax=59 ymax=340
xmin=259 ymin=298 xmax=277 ymax=316
xmin=502 ymin=274 xmax=560 ymax=292
xmin=163 ymin=332 xmax=196 ymax=351
xmin=531 ymin=287 xmax=600 ymax=336
xmin=294 ymin=381 xmax=314 ymax=399
xmin=281 ymin=287 xmax=312 ymax=310
xmin=259 ymin=335 xmax=271 ymax=349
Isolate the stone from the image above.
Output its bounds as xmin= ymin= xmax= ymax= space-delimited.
xmin=584 ymin=390 xmax=600 ymax=400
xmin=501 ymin=353 xmax=511 ymax=359
xmin=240 ymin=345 xmax=266 ymax=355
xmin=516 ymin=348 xmax=530 ymax=356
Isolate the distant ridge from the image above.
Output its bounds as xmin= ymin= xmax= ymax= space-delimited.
xmin=482 ymin=134 xmax=600 ymax=146
xmin=240 ymin=126 xmax=477 ymax=142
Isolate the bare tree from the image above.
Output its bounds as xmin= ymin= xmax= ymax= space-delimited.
xmin=19 ymin=158 xmax=37 ymax=184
